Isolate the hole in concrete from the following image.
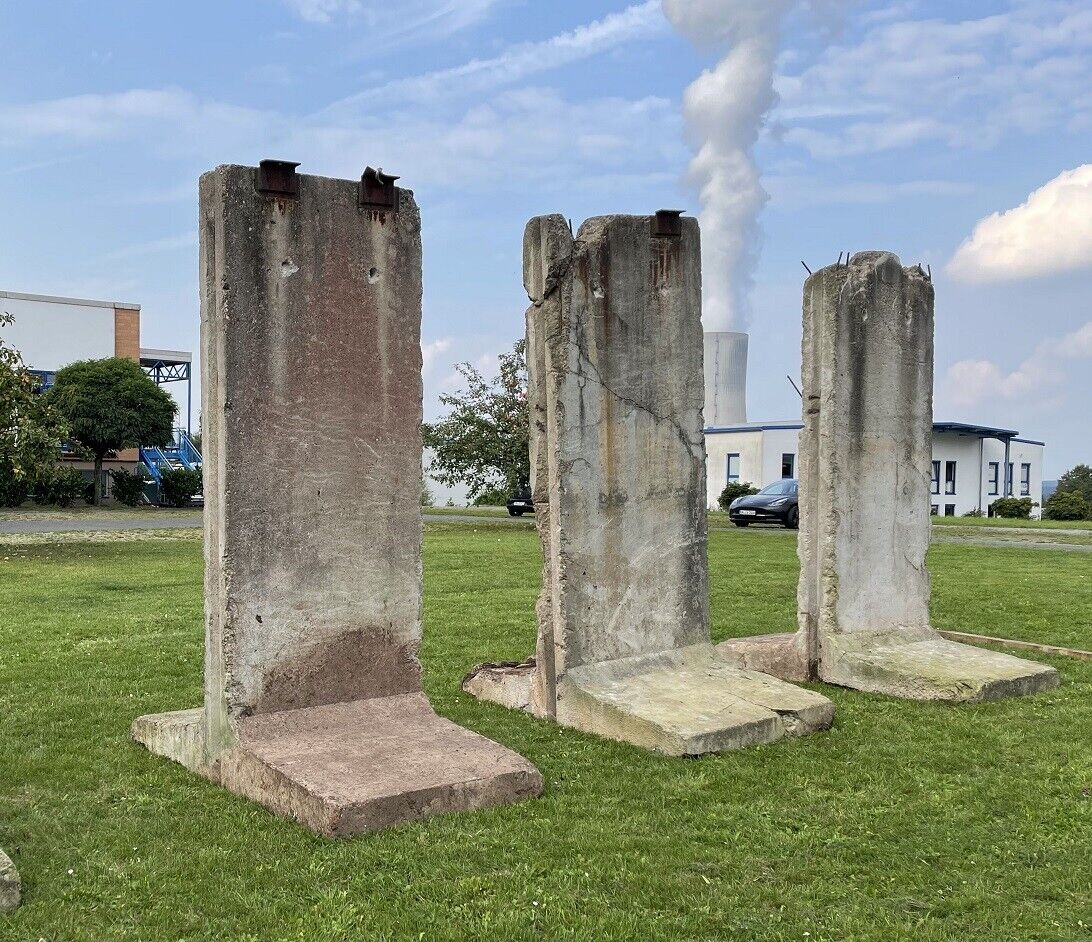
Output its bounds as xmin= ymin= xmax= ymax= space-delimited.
xmin=256 ymin=614 xmax=263 ymax=623
xmin=368 ymin=267 xmax=381 ymax=284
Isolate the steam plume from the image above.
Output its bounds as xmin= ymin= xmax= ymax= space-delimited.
xmin=663 ymin=1 xmax=827 ymax=330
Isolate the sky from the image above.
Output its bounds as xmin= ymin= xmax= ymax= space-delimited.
xmin=1 ymin=0 xmax=1090 ymax=478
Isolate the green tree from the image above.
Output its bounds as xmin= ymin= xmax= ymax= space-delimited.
xmin=0 ymin=312 xmax=68 ymax=506
xmin=1042 ymin=489 xmax=1089 ymax=521
xmin=423 ymin=340 xmax=529 ymax=502
xmin=1054 ymin=464 xmax=1092 ymax=514
xmin=45 ymin=358 xmax=175 ymax=504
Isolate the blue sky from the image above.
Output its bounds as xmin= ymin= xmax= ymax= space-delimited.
xmin=2 ymin=0 xmax=1090 ymax=476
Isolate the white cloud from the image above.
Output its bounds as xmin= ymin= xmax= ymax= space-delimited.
xmin=282 ymin=0 xmax=360 ymax=23
xmin=942 ymin=318 xmax=1092 ymax=409
xmin=947 ymin=165 xmax=1092 ymax=283
xmin=282 ymin=0 xmax=501 ymax=33
xmin=775 ymin=2 xmax=1092 ymax=159
xmin=321 ymin=1 xmax=664 ymax=113
xmin=421 ymin=336 xmax=452 ymax=373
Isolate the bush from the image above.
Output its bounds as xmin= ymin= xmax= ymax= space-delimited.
xmin=32 ymin=467 xmax=90 ymax=507
xmin=0 ymin=467 xmax=31 ymax=507
xmin=962 ymin=507 xmax=983 ymax=517
xmin=159 ymin=467 xmax=202 ymax=507
xmin=718 ymin=481 xmax=759 ymax=511
xmin=990 ymin=497 xmax=1034 ymax=519
xmin=1042 ymin=489 xmax=1089 ymax=521
xmin=109 ymin=468 xmax=146 ymax=506
xmin=472 ymin=486 xmax=509 ymax=507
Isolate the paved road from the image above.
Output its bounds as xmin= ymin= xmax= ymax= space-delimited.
xmin=0 ymin=516 xmax=201 ymax=534
xmin=2 ymin=513 xmax=1088 ymax=552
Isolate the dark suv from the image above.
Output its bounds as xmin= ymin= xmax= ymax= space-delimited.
xmin=728 ymin=479 xmax=799 ymax=528
xmin=506 ymin=488 xmax=534 ymax=517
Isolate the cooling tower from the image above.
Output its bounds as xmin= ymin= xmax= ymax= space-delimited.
xmin=704 ymin=331 xmax=748 ymax=428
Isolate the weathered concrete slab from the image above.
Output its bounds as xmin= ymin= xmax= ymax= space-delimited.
xmin=561 ymin=644 xmax=833 ymax=756
xmin=716 ymin=633 xmax=810 ymax=682
xmin=822 ymin=631 xmax=1060 ymax=702
xmin=134 ymin=163 xmax=542 ymax=835
xmin=131 ymin=708 xmax=208 ymax=776
xmin=0 ymin=848 xmax=19 ymax=914
xmin=787 ymin=251 xmax=1058 ymax=701
xmin=465 ymin=212 xmax=833 ymax=752
xmin=218 ymin=694 xmax=543 ymax=837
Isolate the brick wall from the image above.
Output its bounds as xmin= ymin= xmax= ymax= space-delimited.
xmin=114 ymin=306 xmax=141 ymax=462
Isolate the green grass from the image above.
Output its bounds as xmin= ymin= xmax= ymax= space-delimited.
xmin=931 ymin=515 xmax=1091 ymax=531
xmin=1 ymin=526 xmax=1090 ymax=941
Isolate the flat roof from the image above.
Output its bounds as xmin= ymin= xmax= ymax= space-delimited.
xmin=707 ymin=419 xmax=1043 ymax=444
xmin=140 ymin=348 xmax=192 ymax=364
xmin=0 ymin=289 xmax=140 ymax=311
xmin=932 ymin=421 xmax=1019 ymax=439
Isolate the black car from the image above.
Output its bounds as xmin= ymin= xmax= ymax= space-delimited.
xmin=728 ymin=479 xmax=799 ymax=528
xmin=506 ymin=489 xmax=535 ymax=517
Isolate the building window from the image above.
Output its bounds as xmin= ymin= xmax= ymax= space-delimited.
xmin=945 ymin=503 xmax=956 ymax=517
xmin=1020 ymin=463 xmax=1031 ymax=496
xmin=988 ymin=462 xmax=999 ymax=496
xmin=726 ymin=453 xmax=740 ymax=484
xmin=930 ymin=504 xmax=939 ymax=516
xmin=781 ymin=453 xmax=795 ymax=479
xmin=944 ymin=460 xmax=956 ymax=495
xmin=1005 ymin=462 xmax=1014 ymax=497
xmin=931 ymin=460 xmax=940 ymax=495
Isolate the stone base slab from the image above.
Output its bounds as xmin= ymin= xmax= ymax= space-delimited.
xmin=462 ymin=659 xmax=538 ymax=714
xmin=0 ymin=848 xmax=20 ymax=914
xmin=464 ymin=644 xmax=834 ymax=756
xmin=715 ymin=633 xmax=809 ymax=682
xmin=133 ymin=694 xmax=544 ymax=837
xmin=821 ymin=631 xmax=1061 ymax=702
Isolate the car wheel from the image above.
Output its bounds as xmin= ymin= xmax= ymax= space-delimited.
xmin=733 ymin=521 xmax=749 ymax=527
xmin=786 ymin=506 xmax=799 ymax=529
xmin=509 ymin=509 xmax=523 ymax=517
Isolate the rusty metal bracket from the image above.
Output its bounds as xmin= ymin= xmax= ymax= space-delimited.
xmin=360 ymin=167 xmax=399 ymax=212
xmin=257 ymin=160 xmax=301 ymax=198
xmin=652 ymin=209 xmax=684 ymax=239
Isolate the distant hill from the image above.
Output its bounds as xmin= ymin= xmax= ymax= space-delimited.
xmin=1043 ymin=480 xmax=1058 ymax=500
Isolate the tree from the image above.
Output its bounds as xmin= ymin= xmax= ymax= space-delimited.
xmin=1043 ymin=489 xmax=1089 ymax=521
xmin=423 ymin=340 xmax=529 ymax=501
xmin=1055 ymin=464 xmax=1092 ymax=514
xmin=0 ymin=313 xmax=68 ymax=506
xmin=45 ymin=358 xmax=175 ymax=504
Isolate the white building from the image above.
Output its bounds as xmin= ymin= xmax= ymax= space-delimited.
xmin=705 ymin=420 xmax=1045 ymax=517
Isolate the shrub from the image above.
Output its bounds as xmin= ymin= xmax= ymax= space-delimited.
xmin=32 ymin=467 xmax=90 ymax=507
xmin=0 ymin=467 xmax=31 ymax=507
xmin=109 ymin=468 xmax=147 ymax=506
xmin=990 ymin=497 xmax=1034 ymax=519
xmin=718 ymin=481 xmax=759 ymax=511
xmin=472 ymin=486 xmax=509 ymax=507
xmin=962 ymin=507 xmax=983 ymax=517
xmin=159 ymin=467 xmax=202 ymax=507
xmin=1042 ymin=489 xmax=1089 ymax=521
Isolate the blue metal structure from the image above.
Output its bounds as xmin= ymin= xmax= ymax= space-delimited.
xmin=139 ymin=428 xmax=203 ymax=484
xmin=140 ymin=351 xmax=193 ymax=436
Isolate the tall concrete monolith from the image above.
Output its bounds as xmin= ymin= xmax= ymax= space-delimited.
xmin=133 ymin=162 xmax=542 ymax=836
xmin=463 ymin=212 xmax=833 ymax=755
xmin=721 ymin=251 xmax=1059 ymax=701
xmin=0 ymin=848 xmax=20 ymax=913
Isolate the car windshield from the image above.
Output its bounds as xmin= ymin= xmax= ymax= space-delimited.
xmin=759 ymin=480 xmax=797 ymax=496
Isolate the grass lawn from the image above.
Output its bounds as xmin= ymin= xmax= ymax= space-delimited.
xmin=1 ymin=525 xmax=1090 ymax=941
